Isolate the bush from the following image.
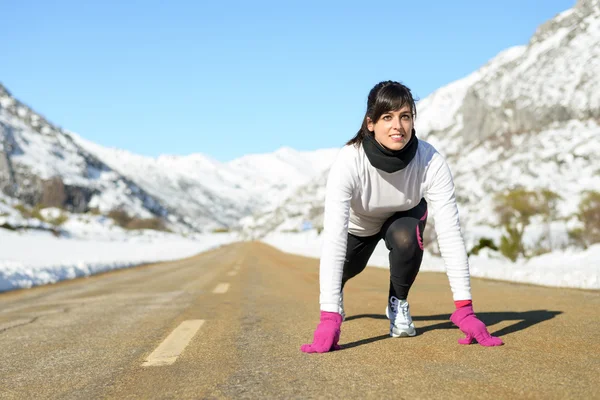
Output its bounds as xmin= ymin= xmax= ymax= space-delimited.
xmin=14 ymin=204 xmax=47 ymax=222
xmin=88 ymin=207 xmax=101 ymax=215
xmin=108 ymin=209 xmax=132 ymax=227
xmin=494 ymin=189 xmax=541 ymax=227
xmin=570 ymin=191 xmax=600 ymax=248
xmin=493 ymin=188 xmax=556 ymax=260
xmin=31 ymin=205 xmax=46 ymax=222
xmin=495 ymin=188 xmax=561 ymax=261
xmin=568 ymin=227 xmax=586 ymax=248
xmin=538 ymin=189 xmax=561 ymax=219
xmin=108 ymin=209 xmax=168 ymax=231
xmin=539 ymin=189 xmax=562 ymax=249
xmin=469 ymin=237 xmax=498 ymax=256
xmin=14 ymin=204 xmax=31 ymax=218
xmin=126 ymin=217 xmax=167 ymax=231
xmin=499 ymin=226 xmax=522 ymax=262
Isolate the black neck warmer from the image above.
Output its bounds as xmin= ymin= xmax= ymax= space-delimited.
xmin=362 ymin=131 xmax=419 ymax=173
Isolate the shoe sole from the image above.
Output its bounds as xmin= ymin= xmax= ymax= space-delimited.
xmin=390 ymin=329 xmax=416 ymax=338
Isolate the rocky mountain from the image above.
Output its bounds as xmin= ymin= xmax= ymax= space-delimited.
xmin=245 ymin=0 xmax=600 ymax=251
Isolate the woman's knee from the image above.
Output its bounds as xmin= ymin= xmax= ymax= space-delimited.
xmin=385 ymin=220 xmax=419 ymax=251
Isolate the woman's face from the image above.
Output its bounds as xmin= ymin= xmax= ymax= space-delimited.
xmin=367 ymin=105 xmax=414 ymax=151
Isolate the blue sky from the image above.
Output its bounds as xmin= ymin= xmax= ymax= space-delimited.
xmin=2 ymin=0 xmax=575 ymax=162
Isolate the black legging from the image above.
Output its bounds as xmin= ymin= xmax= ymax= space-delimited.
xmin=341 ymin=198 xmax=428 ymax=300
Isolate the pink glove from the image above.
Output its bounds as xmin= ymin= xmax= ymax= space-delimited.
xmin=450 ymin=305 xmax=504 ymax=346
xmin=300 ymin=311 xmax=343 ymax=353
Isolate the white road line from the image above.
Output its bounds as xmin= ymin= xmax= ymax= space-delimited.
xmin=227 ymin=270 xmax=238 ymax=276
xmin=142 ymin=320 xmax=205 ymax=367
xmin=212 ymin=283 xmax=230 ymax=294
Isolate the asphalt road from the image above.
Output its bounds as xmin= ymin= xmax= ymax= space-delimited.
xmin=1 ymin=242 xmax=598 ymax=399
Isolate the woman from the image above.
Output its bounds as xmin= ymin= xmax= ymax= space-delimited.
xmin=301 ymin=81 xmax=503 ymax=353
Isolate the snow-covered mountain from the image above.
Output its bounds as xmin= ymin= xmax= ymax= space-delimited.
xmin=0 ymin=85 xmax=195 ymax=233
xmin=71 ymin=136 xmax=339 ymax=232
xmin=245 ymin=0 xmax=600 ymax=251
xmin=0 ymin=82 xmax=338 ymax=233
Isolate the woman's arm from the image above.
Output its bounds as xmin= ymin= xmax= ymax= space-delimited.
xmin=319 ymin=148 xmax=355 ymax=312
xmin=424 ymin=153 xmax=472 ymax=302
xmin=301 ymin=147 xmax=355 ymax=353
xmin=425 ymin=153 xmax=503 ymax=346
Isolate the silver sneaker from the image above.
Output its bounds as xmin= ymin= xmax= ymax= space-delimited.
xmin=386 ymin=296 xmax=416 ymax=337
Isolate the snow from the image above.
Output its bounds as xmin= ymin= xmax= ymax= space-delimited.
xmin=1 ymin=217 xmax=598 ymax=294
xmin=0 ymin=228 xmax=239 ymax=293
xmin=261 ymin=230 xmax=600 ymax=290
xmin=2 ymin=225 xmax=597 ymax=295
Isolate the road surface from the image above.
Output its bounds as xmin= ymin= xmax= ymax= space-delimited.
xmin=1 ymin=242 xmax=598 ymax=399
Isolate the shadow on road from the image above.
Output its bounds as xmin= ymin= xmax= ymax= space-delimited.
xmin=341 ymin=310 xmax=562 ymax=348
xmin=338 ymin=334 xmax=391 ymax=350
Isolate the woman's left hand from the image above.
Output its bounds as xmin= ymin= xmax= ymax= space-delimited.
xmin=450 ymin=305 xmax=504 ymax=346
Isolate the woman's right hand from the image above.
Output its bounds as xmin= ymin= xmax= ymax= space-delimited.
xmin=300 ymin=311 xmax=343 ymax=353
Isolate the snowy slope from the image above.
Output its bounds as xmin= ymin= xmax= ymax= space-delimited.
xmin=227 ymin=146 xmax=340 ymax=208
xmin=72 ymin=134 xmax=340 ymax=231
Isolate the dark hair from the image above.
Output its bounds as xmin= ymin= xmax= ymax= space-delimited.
xmin=347 ymin=81 xmax=417 ymax=146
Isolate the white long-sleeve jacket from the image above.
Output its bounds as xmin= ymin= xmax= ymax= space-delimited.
xmin=319 ymin=140 xmax=472 ymax=312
